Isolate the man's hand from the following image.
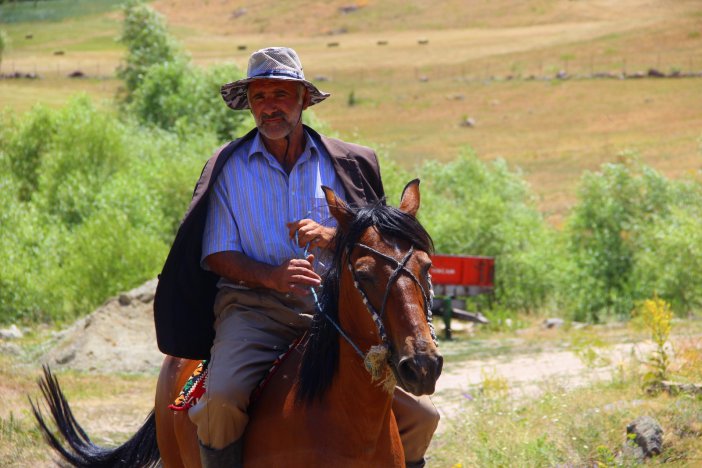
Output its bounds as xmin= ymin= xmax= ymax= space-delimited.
xmin=269 ymin=254 xmax=321 ymax=296
xmin=288 ymin=219 xmax=336 ymax=250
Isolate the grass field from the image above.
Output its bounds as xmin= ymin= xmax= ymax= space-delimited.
xmin=2 ymin=0 xmax=700 ymax=222
xmin=4 ymin=319 xmax=701 ymax=466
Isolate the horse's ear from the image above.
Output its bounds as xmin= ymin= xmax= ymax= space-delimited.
xmin=399 ymin=179 xmax=421 ymax=217
xmin=323 ymin=185 xmax=352 ymax=232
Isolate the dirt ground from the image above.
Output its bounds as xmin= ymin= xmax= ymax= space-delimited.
xmin=32 ymin=279 xmax=660 ymax=437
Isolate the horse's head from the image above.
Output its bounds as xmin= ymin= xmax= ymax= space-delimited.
xmin=324 ymin=180 xmax=443 ymax=396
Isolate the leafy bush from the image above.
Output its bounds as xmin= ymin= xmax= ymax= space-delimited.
xmin=117 ymin=0 xmax=180 ymax=101
xmin=633 ymin=198 xmax=702 ymax=315
xmin=564 ymin=156 xmax=675 ymax=321
xmin=0 ymin=29 xmax=8 ymax=70
xmin=0 ymin=96 xmax=218 ymax=323
xmin=128 ymin=60 xmax=252 ymax=141
xmin=418 ymin=150 xmax=564 ymax=313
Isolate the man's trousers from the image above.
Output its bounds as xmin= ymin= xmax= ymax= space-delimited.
xmin=189 ymin=287 xmax=439 ymax=461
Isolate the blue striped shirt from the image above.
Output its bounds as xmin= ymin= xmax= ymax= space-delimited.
xmin=202 ymin=131 xmax=346 ymax=281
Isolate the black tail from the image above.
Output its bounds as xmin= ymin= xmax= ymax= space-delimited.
xmin=29 ymin=365 xmax=160 ymax=468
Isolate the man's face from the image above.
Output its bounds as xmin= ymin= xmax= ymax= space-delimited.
xmin=247 ymin=79 xmax=308 ymax=141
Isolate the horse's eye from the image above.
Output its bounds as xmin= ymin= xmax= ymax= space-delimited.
xmin=421 ymin=263 xmax=432 ymax=278
xmin=354 ymin=269 xmax=374 ymax=284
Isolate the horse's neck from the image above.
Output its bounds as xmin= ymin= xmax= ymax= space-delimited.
xmin=325 ymin=323 xmax=395 ymax=443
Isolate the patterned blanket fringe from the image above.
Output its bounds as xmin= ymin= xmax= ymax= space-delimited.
xmin=168 ymin=335 xmax=305 ymax=412
xmin=169 ymin=360 xmax=209 ymax=412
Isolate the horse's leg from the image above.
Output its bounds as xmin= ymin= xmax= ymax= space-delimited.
xmin=174 ymin=409 xmax=201 ymax=468
xmin=155 ymin=356 xmax=201 ymax=468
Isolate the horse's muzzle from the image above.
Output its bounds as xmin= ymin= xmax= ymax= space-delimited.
xmin=396 ymin=352 xmax=443 ymax=396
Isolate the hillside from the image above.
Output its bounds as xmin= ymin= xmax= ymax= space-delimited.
xmin=1 ymin=0 xmax=701 ymax=220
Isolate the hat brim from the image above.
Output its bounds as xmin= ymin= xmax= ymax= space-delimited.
xmin=221 ymin=76 xmax=330 ymax=111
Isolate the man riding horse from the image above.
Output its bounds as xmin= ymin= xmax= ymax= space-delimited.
xmin=153 ymin=47 xmax=440 ymax=467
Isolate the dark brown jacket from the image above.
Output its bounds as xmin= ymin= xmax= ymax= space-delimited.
xmin=154 ymin=126 xmax=384 ymax=360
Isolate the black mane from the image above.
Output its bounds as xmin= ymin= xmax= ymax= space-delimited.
xmin=296 ymin=200 xmax=433 ymax=404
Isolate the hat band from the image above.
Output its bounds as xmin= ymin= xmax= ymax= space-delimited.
xmin=251 ymin=69 xmax=304 ymax=80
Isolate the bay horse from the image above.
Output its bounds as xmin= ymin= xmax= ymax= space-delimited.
xmin=31 ymin=180 xmax=443 ymax=467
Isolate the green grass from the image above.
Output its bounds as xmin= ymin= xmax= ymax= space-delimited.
xmin=430 ymin=361 xmax=702 ymax=466
xmin=0 ymin=0 xmax=122 ymax=23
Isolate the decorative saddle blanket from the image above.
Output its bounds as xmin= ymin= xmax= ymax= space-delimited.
xmin=169 ymin=335 xmax=305 ymax=411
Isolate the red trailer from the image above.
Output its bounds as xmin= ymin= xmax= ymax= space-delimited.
xmin=430 ymin=254 xmax=495 ymax=337
xmin=430 ymin=254 xmax=495 ymax=297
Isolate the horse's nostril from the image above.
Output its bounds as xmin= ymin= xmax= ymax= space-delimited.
xmin=399 ymin=358 xmax=421 ymax=385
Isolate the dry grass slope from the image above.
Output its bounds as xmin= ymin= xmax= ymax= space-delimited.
xmin=1 ymin=0 xmax=701 ymax=221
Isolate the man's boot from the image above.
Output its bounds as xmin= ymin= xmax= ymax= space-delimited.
xmin=198 ymin=439 xmax=243 ymax=468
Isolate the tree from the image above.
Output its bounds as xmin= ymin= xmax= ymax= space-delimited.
xmin=116 ymin=0 xmax=180 ymax=101
xmin=0 ymin=29 xmax=8 ymax=73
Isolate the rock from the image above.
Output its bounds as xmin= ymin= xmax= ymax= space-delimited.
xmin=42 ymin=278 xmax=163 ymax=374
xmin=460 ymin=117 xmax=476 ymax=128
xmin=556 ymin=70 xmax=569 ymax=80
xmin=651 ymin=380 xmax=702 ymax=396
xmin=625 ymin=416 xmax=663 ymax=460
xmin=0 ymin=324 xmax=23 ymax=340
xmin=0 ymin=342 xmax=22 ymax=355
xmin=339 ymin=5 xmax=359 ymax=14
xmin=230 ymin=7 xmax=247 ymax=19
xmin=118 ymin=294 xmax=132 ymax=306
xmin=543 ymin=318 xmax=564 ymax=329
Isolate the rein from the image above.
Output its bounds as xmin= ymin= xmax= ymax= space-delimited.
xmin=296 ymin=232 xmax=437 ymax=386
xmin=348 ymin=243 xmax=437 ymax=349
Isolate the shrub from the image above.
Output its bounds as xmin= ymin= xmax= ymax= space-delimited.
xmin=117 ymin=0 xmax=181 ymax=101
xmin=0 ymin=29 xmax=8 ymax=71
xmin=418 ymin=150 xmax=563 ymax=312
xmin=564 ymin=156 xmax=674 ymax=321
xmin=633 ymin=205 xmax=702 ymax=315
xmin=128 ymin=60 xmax=252 ymax=141
xmin=0 ymin=105 xmax=58 ymax=201
xmin=0 ymin=96 xmax=217 ymax=323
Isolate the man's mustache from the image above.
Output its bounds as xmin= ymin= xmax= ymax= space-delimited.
xmin=261 ymin=112 xmax=286 ymax=121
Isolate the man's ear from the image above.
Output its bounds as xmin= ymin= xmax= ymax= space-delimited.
xmin=323 ymin=186 xmax=352 ymax=232
xmin=399 ymin=179 xmax=421 ymax=217
xmin=301 ymin=85 xmax=312 ymax=110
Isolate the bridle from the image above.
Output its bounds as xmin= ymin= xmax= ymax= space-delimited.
xmin=336 ymin=242 xmax=437 ymax=361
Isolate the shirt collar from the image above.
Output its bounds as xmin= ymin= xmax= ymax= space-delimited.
xmin=248 ymin=130 xmax=319 ymax=167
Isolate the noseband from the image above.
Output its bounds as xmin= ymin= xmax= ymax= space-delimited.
xmin=347 ymin=243 xmax=437 ymax=353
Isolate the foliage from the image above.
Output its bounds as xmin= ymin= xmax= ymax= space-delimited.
xmin=633 ymin=205 xmax=702 ymax=315
xmin=117 ymin=1 xmax=250 ymax=140
xmin=0 ymin=96 xmax=218 ymax=323
xmin=432 ymin=358 xmax=702 ymax=467
xmin=128 ymin=60 xmax=252 ymax=141
xmin=634 ymin=296 xmax=673 ymax=386
xmin=564 ymin=155 xmax=675 ymax=321
xmin=0 ymin=29 xmax=7 ymax=70
xmin=418 ymin=150 xmax=565 ymax=312
xmin=117 ymin=0 xmax=180 ymax=101
xmin=566 ymin=156 xmax=702 ymax=321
